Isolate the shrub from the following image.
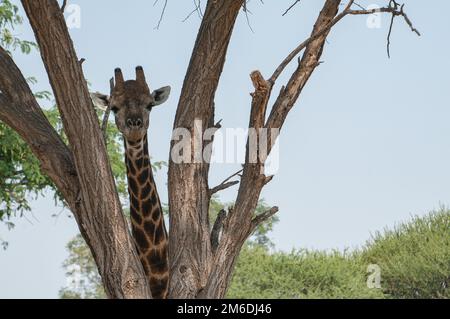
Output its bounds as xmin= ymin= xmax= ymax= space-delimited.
xmin=360 ymin=209 xmax=450 ymax=299
xmin=228 ymin=245 xmax=384 ymax=299
xmin=228 ymin=209 xmax=449 ymax=299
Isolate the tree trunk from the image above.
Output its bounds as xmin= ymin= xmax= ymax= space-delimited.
xmin=167 ymin=0 xmax=244 ymax=299
xmin=17 ymin=0 xmax=150 ymax=299
xmin=201 ymin=0 xmax=342 ymax=299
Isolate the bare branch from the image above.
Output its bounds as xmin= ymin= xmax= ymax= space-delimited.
xmin=60 ymin=0 xmax=67 ymax=13
xmin=210 ymin=181 xmax=240 ymax=195
xmin=264 ymin=175 xmax=274 ymax=185
xmin=387 ymin=5 xmax=396 ymax=58
xmin=210 ymin=169 xmax=243 ymax=195
xmin=347 ymin=6 xmax=420 ymax=35
xmin=282 ymin=0 xmax=301 ymax=17
xmin=249 ymin=70 xmax=270 ymax=130
xmin=269 ymin=0 xmax=419 ymax=84
xmin=250 ymin=206 xmax=279 ymax=233
xmin=154 ymin=0 xmax=168 ymax=29
xmin=242 ymin=1 xmax=254 ymax=33
xmin=182 ymin=7 xmax=199 ymax=22
xmin=346 ymin=1 xmax=420 ymax=58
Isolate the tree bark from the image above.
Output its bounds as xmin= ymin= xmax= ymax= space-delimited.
xmin=11 ymin=0 xmax=151 ymax=299
xmin=167 ymin=0 xmax=244 ymax=298
xmin=202 ymin=0 xmax=342 ymax=299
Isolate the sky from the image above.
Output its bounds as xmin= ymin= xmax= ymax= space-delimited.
xmin=1 ymin=0 xmax=450 ymax=298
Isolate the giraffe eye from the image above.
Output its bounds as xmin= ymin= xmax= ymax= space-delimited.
xmin=146 ymin=103 xmax=154 ymax=110
xmin=111 ymin=106 xmax=119 ymax=113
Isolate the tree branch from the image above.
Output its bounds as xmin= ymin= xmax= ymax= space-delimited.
xmin=269 ymin=0 xmax=419 ymax=85
xmin=60 ymin=0 xmax=67 ymax=13
xmin=282 ymin=0 xmax=301 ymax=17
xmin=209 ymin=169 xmax=243 ymax=195
xmin=249 ymin=206 xmax=279 ymax=234
xmin=210 ymin=181 xmax=239 ymax=196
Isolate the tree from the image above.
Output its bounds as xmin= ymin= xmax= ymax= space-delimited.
xmin=0 ymin=0 xmax=419 ymax=298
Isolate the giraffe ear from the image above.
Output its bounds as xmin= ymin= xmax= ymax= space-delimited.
xmin=90 ymin=92 xmax=110 ymax=111
xmin=151 ymin=86 xmax=171 ymax=107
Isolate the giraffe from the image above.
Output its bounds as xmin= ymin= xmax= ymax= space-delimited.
xmin=107 ymin=66 xmax=171 ymax=299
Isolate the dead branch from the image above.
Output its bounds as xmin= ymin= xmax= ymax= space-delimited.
xmin=282 ymin=0 xmax=301 ymax=17
xmin=269 ymin=0 xmax=419 ymax=84
xmin=242 ymin=1 xmax=254 ymax=33
xmin=250 ymin=206 xmax=279 ymax=233
xmin=60 ymin=0 xmax=67 ymax=13
xmin=154 ymin=0 xmax=168 ymax=29
xmin=210 ymin=181 xmax=240 ymax=195
xmin=210 ymin=169 xmax=243 ymax=195
xmin=346 ymin=1 xmax=420 ymax=58
xmin=250 ymin=70 xmax=270 ymax=129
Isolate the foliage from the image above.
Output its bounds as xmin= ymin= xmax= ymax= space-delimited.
xmin=0 ymin=5 xmax=129 ymax=221
xmin=0 ymin=119 xmax=52 ymax=218
xmin=229 ymin=209 xmax=449 ymax=299
xmin=0 ymin=105 xmax=128 ymax=221
xmin=59 ymin=206 xmax=449 ymax=299
xmin=360 ymin=208 xmax=450 ymax=299
xmin=228 ymin=246 xmax=384 ymax=299
xmin=0 ymin=0 xmax=35 ymax=54
xmin=59 ymin=234 xmax=107 ymax=299
xmin=0 ymin=0 xmax=39 ymax=220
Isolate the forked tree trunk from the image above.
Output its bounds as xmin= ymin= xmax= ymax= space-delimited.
xmin=0 ymin=0 xmax=417 ymax=298
xmin=167 ymin=0 xmax=244 ymax=299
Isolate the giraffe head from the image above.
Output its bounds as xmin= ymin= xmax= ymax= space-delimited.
xmin=109 ymin=66 xmax=170 ymax=142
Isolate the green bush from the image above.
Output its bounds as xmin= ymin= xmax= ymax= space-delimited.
xmin=59 ymin=207 xmax=449 ymax=299
xmin=228 ymin=209 xmax=449 ymax=299
xmin=360 ymin=209 xmax=450 ymax=299
xmin=228 ymin=245 xmax=384 ymax=299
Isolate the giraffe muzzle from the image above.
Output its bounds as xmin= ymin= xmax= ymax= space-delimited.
xmin=126 ymin=118 xmax=143 ymax=129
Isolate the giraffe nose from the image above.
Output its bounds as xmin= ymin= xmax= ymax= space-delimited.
xmin=126 ymin=118 xmax=143 ymax=128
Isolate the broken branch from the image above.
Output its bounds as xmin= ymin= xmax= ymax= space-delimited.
xmin=210 ymin=169 xmax=243 ymax=195
xmin=250 ymin=206 xmax=279 ymax=233
xmin=282 ymin=0 xmax=301 ymax=17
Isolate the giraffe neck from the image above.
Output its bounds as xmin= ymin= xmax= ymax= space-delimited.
xmin=125 ymin=134 xmax=169 ymax=299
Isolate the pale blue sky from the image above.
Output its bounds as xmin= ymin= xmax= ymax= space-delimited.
xmin=1 ymin=0 xmax=450 ymax=298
